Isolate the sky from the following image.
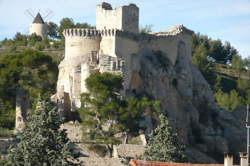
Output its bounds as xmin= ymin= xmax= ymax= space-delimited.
xmin=0 ymin=0 xmax=249 ymax=58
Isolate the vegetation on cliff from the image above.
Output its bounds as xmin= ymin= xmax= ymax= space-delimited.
xmin=192 ymin=33 xmax=250 ymax=111
xmin=80 ymin=72 xmax=160 ymax=157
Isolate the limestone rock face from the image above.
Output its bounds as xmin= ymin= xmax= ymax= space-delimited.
xmin=122 ymin=46 xmax=245 ymax=163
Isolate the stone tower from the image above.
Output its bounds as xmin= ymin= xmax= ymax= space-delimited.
xmin=96 ymin=2 xmax=139 ymax=33
xmin=56 ymin=29 xmax=101 ymax=113
xmin=29 ymin=13 xmax=48 ymax=39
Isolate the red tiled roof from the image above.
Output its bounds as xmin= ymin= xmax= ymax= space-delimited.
xmin=129 ymin=160 xmax=226 ymax=166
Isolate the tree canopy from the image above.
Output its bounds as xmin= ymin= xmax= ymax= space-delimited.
xmin=58 ymin=18 xmax=94 ymax=39
xmin=80 ymin=72 xmax=160 ymax=157
xmin=0 ymin=49 xmax=58 ymax=128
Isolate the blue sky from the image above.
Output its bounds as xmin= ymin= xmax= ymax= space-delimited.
xmin=0 ymin=0 xmax=249 ymax=58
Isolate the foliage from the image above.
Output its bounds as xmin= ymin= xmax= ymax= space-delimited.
xmin=192 ymin=40 xmax=215 ymax=85
xmin=13 ymin=33 xmax=28 ymax=46
xmin=232 ymin=55 xmax=244 ymax=77
xmin=0 ymin=49 xmax=58 ymax=128
xmin=143 ymin=114 xmax=187 ymax=162
xmin=47 ymin=22 xmax=59 ymax=39
xmin=80 ymin=72 xmax=160 ymax=157
xmin=0 ymin=33 xmax=55 ymax=51
xmin=58 ymin=18 xmax=94 ymax=39
xmin=58 ymin=18 xmax=75 ymax=39
xmin=192 ymin=34 xmax=238 ymax=64
xmin=140 ymin=24 xmax=154 ymax=34
xmin=215 ymin=89 xmax=243 ymax=111
xmin=192 ymin=33 xmax=250 ymax=110
xmin=28 ymin=33 xmax=43 ymax=46
xmin=5 ymin=100 xmax=81 ymax=166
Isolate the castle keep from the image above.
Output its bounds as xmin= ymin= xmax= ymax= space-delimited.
xmin=56 ymin=2 xmax=193 ymax=113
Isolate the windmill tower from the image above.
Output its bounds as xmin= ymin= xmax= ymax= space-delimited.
xmin=29 ymin=12 xmax=48 ymax=39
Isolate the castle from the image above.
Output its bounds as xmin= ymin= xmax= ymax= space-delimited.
xmin=56 ymin=2 xmax=193 ymax=113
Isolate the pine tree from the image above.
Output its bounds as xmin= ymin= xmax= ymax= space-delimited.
xmin=6 ymin=100 xmax=81 ymax=166
xmin=80 ymin=72 xmax=160 ymax=157
xmin=143 ymin=114 xmax=187 ymax=162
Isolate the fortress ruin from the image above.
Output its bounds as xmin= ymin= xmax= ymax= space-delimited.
xmin=56 ymin=2 xmax=194 ymax=114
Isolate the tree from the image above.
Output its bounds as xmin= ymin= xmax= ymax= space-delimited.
xmin=232 ymin=55 xmax=244 ymax=78
xmin=192 ymin=40 xmax=215 ymax=85
xmin=28 ymin=33 xmax=42 ymax=46
xmin=58 ymin=18 xmax=94 ymax=39
xmin=47 ymin=22 xmax=59 ymax=39
xmin=215 ymin=89 xmax=243 ymax=111
xmin=0 ymin=49 xmax=58 ymax=128
xmin=58 ymin=18 xmax=75 ymax=39
xmin=143 ymin=114 xmax=186 ymax=162
xmin=80 ymin=72 xmax=160 ymax=157
xmin=5 ymin=100 xmax=81 ymax=166
xmin=75 ymin=22 xmax=94 ymax=29
xmin=140 ymin=24 xmax=154 ymax=34
xmin=13 ymin=32 xmax=28 ymax=46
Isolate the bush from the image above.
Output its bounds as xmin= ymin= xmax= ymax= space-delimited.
xmin=35 ymin=42 xmax=45 ymax=51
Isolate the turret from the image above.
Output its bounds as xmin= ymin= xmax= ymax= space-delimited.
xmin=29 ymin=13 xmax=48 ymax=39
xmin=63 ymin=28 xmax=101 ymax=60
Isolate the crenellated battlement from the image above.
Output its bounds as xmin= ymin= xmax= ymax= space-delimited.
xmin=63 ymin=28 xmax=126 ymax=38
xmin=63 ymin=28 xmax=101 ymax=38
xmin=100 ymin=29 xmax=121 ymax=37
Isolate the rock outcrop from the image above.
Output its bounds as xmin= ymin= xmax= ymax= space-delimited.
xmin=124 ymin=46 xmax=246 ymax=163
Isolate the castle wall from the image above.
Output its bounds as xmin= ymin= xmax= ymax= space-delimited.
xmin=100 ymin=36 xmax=116 ymax=57
xmin=29 ymin=23 xmax=47 ymax=39
xmin=115 ymin=36 xmax=139 ymax=90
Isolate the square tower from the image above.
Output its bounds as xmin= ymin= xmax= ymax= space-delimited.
xmin=96 ymin=2 xmax=139 ymax=33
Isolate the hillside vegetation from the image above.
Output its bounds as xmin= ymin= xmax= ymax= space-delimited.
xmin=192 ymin=33 xmax=250 ymax=111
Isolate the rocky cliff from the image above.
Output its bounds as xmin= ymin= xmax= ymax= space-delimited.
xmin=124 ymin=47 xmax=246 ymax=163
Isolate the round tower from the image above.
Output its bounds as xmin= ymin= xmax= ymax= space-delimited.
xmin=63 ymin=28 xmax=101 ymax=60
xmin=56 ymin=29 xmax=101 ymax=113
xmin=29 ymin=13 xmax=47 ymax=39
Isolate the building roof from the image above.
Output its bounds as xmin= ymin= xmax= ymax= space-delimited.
xmin=129 ymin=160 xmax=229 ymax=166
xmin=32 ymin=13 xmax=45 ymax=24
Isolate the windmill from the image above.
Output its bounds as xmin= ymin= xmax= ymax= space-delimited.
xmin=24 ymin=9 xmax=54 ymax=39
